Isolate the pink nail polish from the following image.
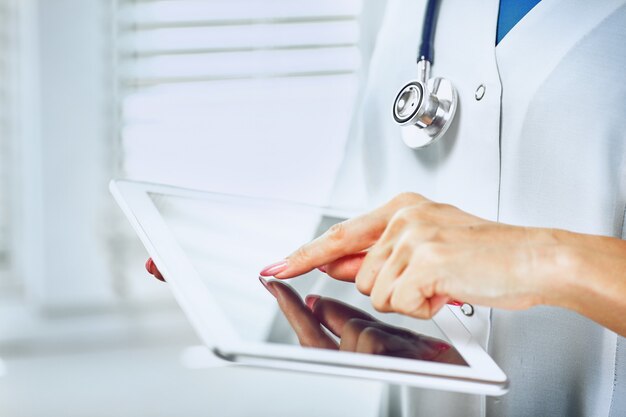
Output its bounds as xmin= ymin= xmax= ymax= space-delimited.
xmin=448 ymin=300 xmax=463 ymax=306
xmin=317 ymin=265 xmax=327 ymax=273
xmin=305 ymin=295 xmax=321 ymax=311
xmin=258 ymin=276 xmax=277 ymax=297
xmin=259 ymin=260 xmax=288 ymax=277
xmin=435 ymin=342 xmax=451 ymax=351
xmin=145 ymin=258 xmax=154 ymax=274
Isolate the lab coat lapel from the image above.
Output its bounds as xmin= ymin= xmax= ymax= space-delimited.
xmin=496 ymin=0 xmax=625 ymax=106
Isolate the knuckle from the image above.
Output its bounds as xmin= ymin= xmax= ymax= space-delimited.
xmin=388 ymin=207 xmax=416 ymax=230
xmin=392 ymin=204 xmax=446 ymax=229
xmin=344 ymin=318 xmax=358 ymax=331
xmin=391 ymin=192 xmax=422 ymax=208
xmin=344 ymin=318 xmax=365 ymax=335
xmin=389 ymin=221 xmax=443 ymax=253
xmin=391 ymin=295 xmax=429 ymax=319
xmin=360 ymin=328 xmax=387 ymax=354
xmin=388 ymin=286 xmax=402 ymax=308
xmin=325 ymin=222 xmax=347 ymax=243
xmin=416 ymin=242 xmax=447 ymax=261
xmin=435 ymin=202 xmax=455 ymax=211
xmin=394 ymin=207 xmax=415 ymax=222
xmin=292 ymin=245 xmax=313 ymax=264
xmin=370 ymin=292 xmax=388 ymax=312
xmin=410 ymin=307 xmax=433 ymax=320
xmin=359 ymin=327 xmax=377 ymax=343
xmin=371 ymin=301 xmax=387 ymax=313
xmin=389 ymin=293 xmax=407 ymax=315
xmin=417 ymin=201 xmax=445 ymax=214
xmin=421 ymin=225 xmax=445 ymax=243
xmin=387 ymin=278 xmax=440 ymax=319
xmin=395 ymin=235 xmax=420 ymax=258
xmin=367 ymin=242 xmax=392 ymax=262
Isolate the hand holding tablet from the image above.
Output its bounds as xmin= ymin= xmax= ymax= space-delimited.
xmin=111 ymin=180 xmax=508 ymax=395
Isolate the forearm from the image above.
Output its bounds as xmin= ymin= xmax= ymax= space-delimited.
xmin=541 ymin=231 xmax=626 ymax=336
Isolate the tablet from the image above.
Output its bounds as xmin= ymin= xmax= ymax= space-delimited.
xmin=110 ymin=179 xmax=508 ymax=395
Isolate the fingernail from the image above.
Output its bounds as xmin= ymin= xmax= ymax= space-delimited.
xmin=435 ymin=342 xmax=451 ymax=352
xmin=259 ymin=260 xmax=288 ymax=277
xmin=146 ymin=258 xmax=165 ymax=281
xmin=305 ymin=295 xmax=321 ymax=311
xmin=448 ymin=300 xmax=463 ymax=306
xmin=258 ymin=276 xmax=277 ymax=297
xmin=317 ymin=265 xmax=327 ymax=273
xmin=145 ymin=258 xmax=154 ymax=274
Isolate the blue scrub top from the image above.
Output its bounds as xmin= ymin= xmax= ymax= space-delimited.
xmin=496 ymin=0 xmax=542 ymax=44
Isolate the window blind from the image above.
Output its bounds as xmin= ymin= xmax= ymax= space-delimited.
xmin=113 ymin=0 xmax=368 ymax=299
xmin=115 ymin=0 xmax=363 ymax=204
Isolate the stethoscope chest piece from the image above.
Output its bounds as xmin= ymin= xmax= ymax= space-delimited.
xmin=393 ymin=74 xmax=457 ymax=149
xmin=392 ymin=0 xmax=458 ymax=150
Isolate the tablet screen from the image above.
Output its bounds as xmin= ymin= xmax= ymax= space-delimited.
xmin=149 ymin=192 xmax=467 ymax=366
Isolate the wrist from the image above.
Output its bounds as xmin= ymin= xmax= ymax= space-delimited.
xmin=540 ymin=245 xmax=584 ymax=310
xmin=525 ymin=228 xmax=626 ymax=335
xmin=530 ymin=229 xmax=587 ymax=310
xmin=536 ymin=230 xmax=619 ymax=313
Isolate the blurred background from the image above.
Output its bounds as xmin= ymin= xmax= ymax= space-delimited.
xmin=0 ymin=0 xmax=392 ymax=416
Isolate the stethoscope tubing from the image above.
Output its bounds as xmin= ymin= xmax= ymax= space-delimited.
xmin=419 ymin=0 xmax=441 ymax=64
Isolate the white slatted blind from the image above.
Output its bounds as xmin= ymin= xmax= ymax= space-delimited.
xmin=0 ymin=0 xmax=16 ymax=277
xmin=115 ymin=0 xmax=363 ymax=205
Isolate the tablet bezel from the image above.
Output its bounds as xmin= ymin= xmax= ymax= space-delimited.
xmin=110 ymin=179 xmax=508 ymax=395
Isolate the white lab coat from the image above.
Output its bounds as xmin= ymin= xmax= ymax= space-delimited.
xmin=330 ymin=0 xmax=626 ymax=415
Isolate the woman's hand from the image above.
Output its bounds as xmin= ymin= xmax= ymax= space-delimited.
xmin=260 ymin=193 xmax=626 ymax=335
xmin=261 ymin=278 xmax=466 ymax=365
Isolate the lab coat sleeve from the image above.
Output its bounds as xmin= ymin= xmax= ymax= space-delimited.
xmin=609 ymin=213 xmax=626 ymax=417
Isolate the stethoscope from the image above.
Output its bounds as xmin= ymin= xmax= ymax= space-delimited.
xmin=391 ymin=0 xmax=475 ymax=317
xmin=392 ymin=0 xmax=457 ymax=149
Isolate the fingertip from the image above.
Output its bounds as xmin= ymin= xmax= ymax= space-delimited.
xmin=145 ymin=258 xmax=154 ymax=273
xmin=146 ymin=258 xmax=165 ymax=281
xmin=305 ymin=295 xmax=321 ymax=311
xmin=153 ymin=269 xmax=165 ymax=282
xmin=259 ymin=260 xmax=289 ymax=277
xmin=355 ymin=273 xmax=373 ymax=296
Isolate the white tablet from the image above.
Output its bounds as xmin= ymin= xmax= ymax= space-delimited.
xmin=110 ymin=179 xmax=508 ymax=396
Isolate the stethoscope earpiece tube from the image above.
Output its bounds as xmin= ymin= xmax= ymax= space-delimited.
xmin=392 ymin=0 xmax=457 ymax=149
xmin=418 ymin=0 xmax=441 ymax=64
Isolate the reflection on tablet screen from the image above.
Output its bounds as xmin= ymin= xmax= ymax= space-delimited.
xmin=149 ymin=192 xmax=468 ymax=367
